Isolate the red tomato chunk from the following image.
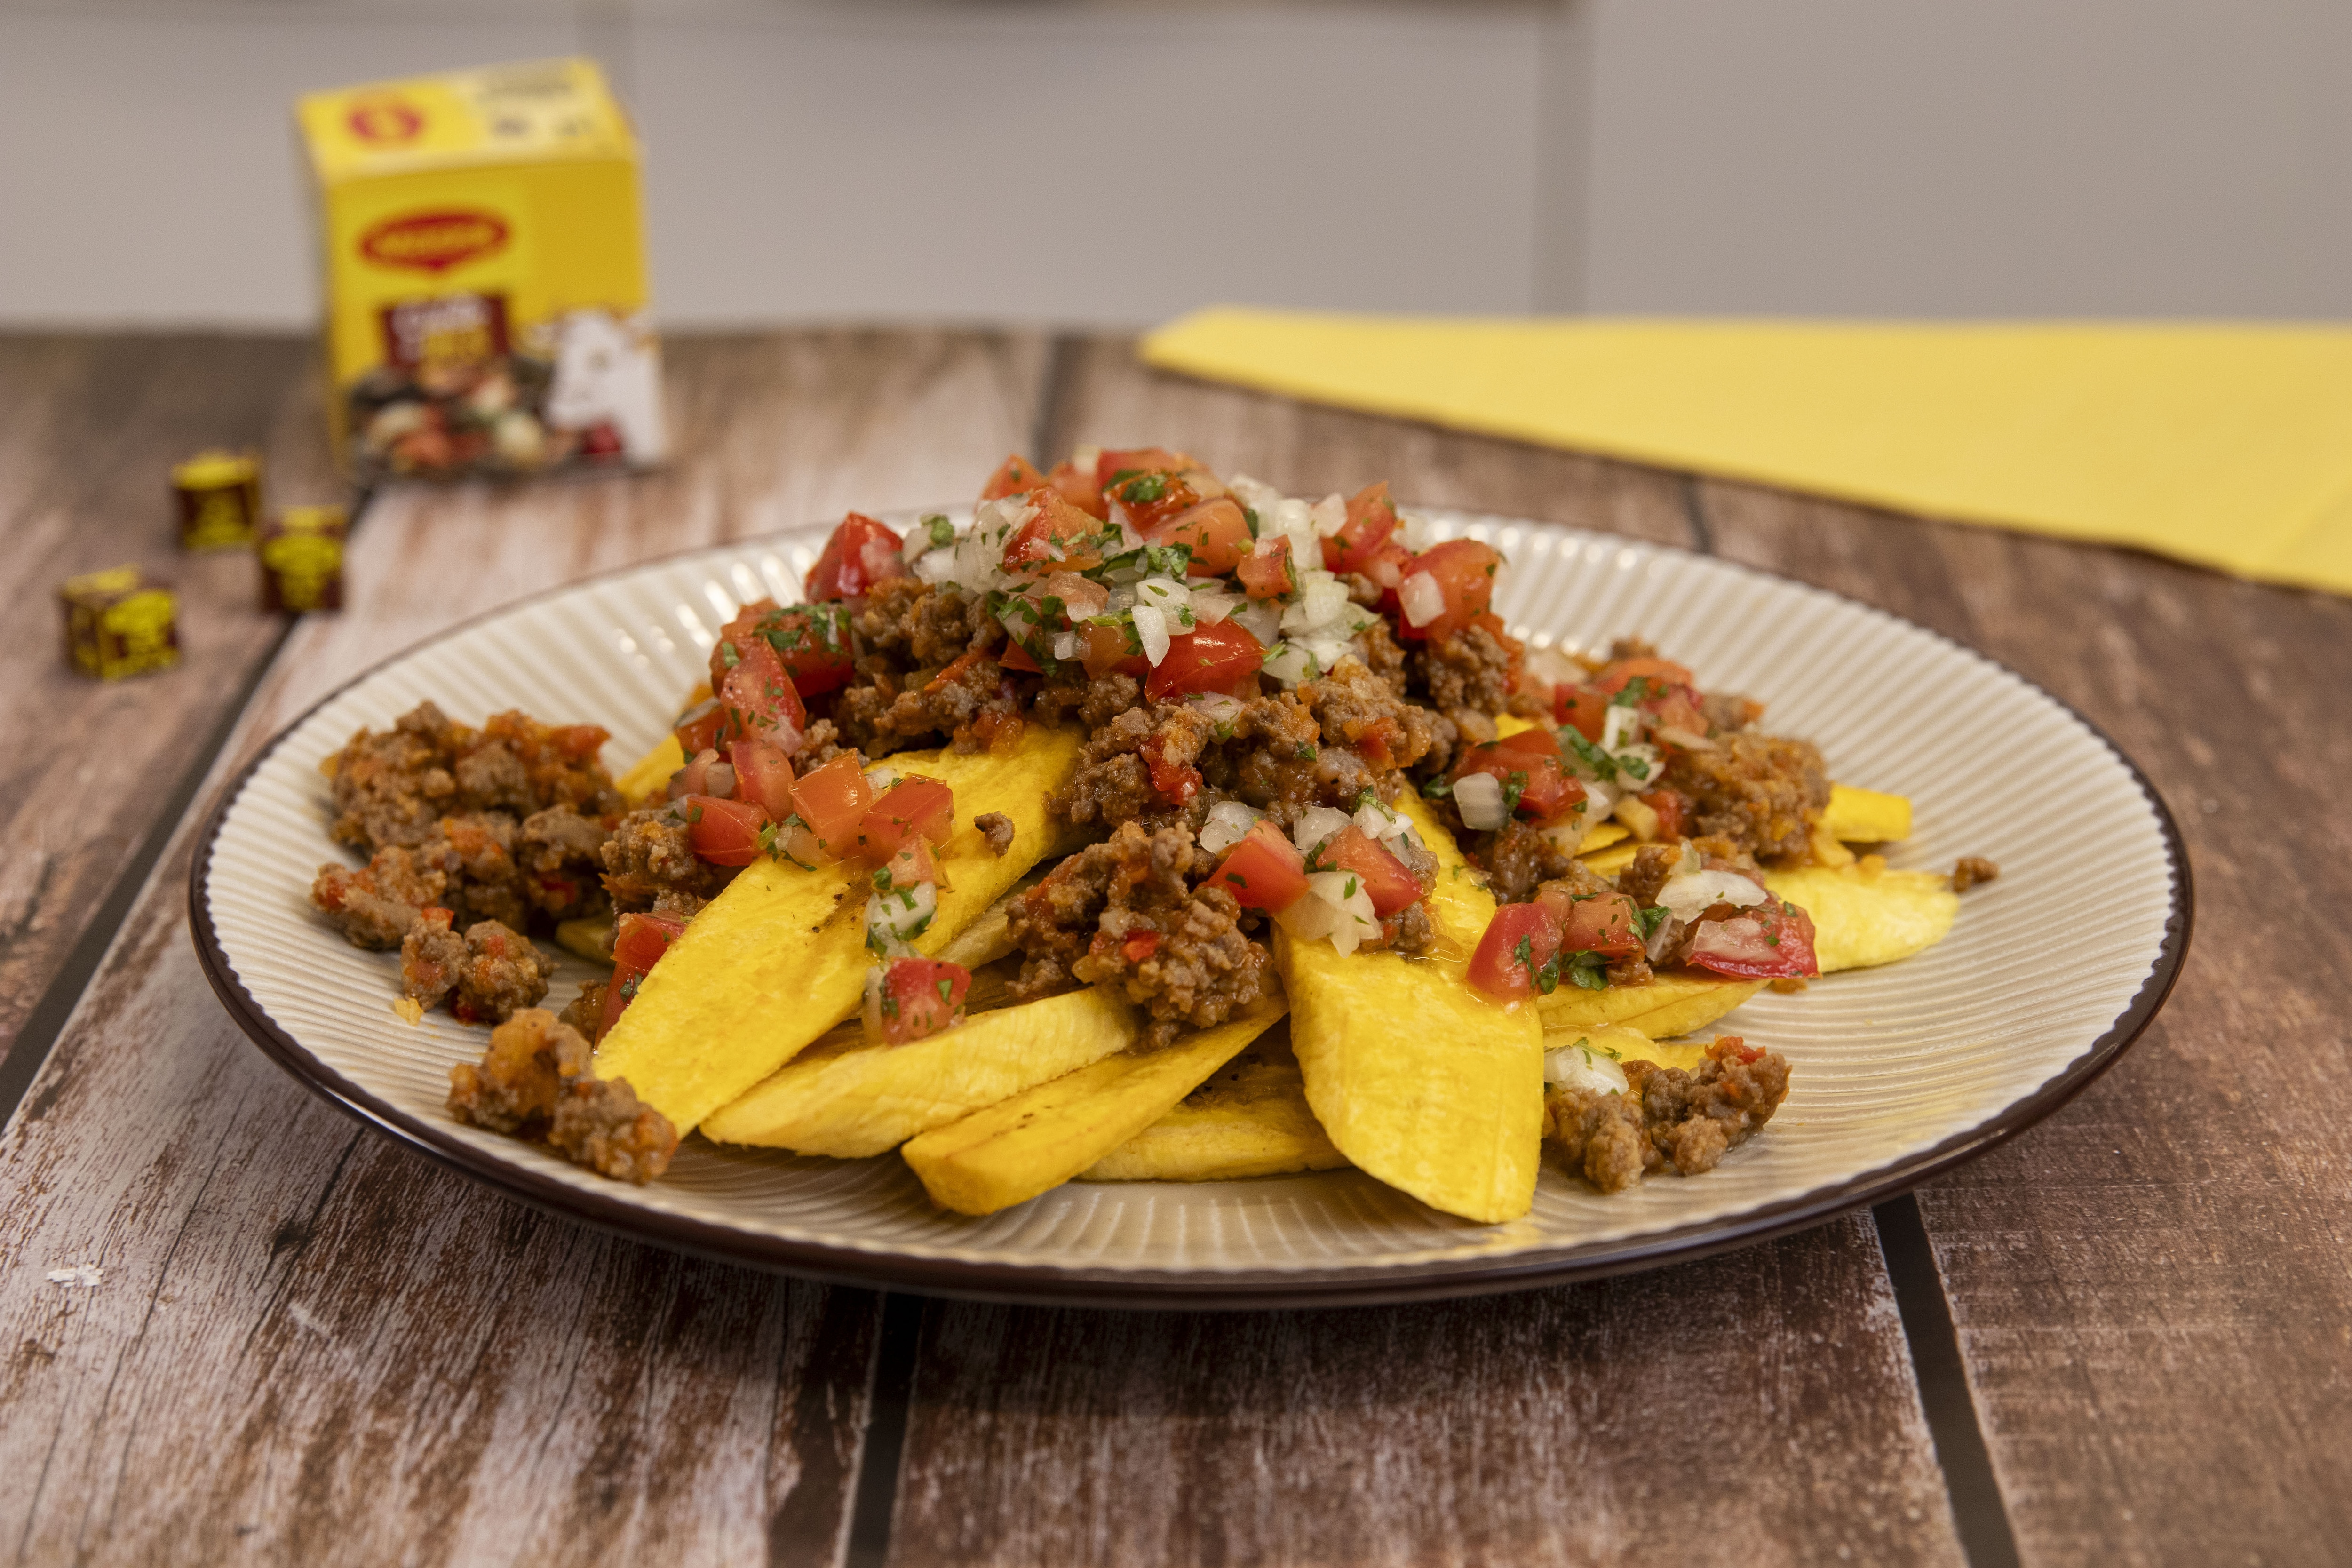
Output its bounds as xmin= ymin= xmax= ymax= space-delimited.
xmin=596 ymin=911 xmax=687 ymax=1039
xmin=1321 ymin=480 xmax=1399 ymax=574
xmin=857 ymin=776 xmax=955 ymax=862
xmin=1537 ymin=887 xmax=1645 ymax=957
xmin=805 ymin=512 xmax=908 ymax=601
xmin=1201 ymin=820 xmax=1309 ymax=914
xmin=1306 ymin=826 xmax=1424 ymax=917
xmin=1236 ymin=536 xmax=1297 ymax=600
xmin=1467 ymin=902 xmax=1563 ymax=1000
xmin=1145 ymin=497 xmax=1252 ymax=576
xmin=1001 ymin=489 xmax=1111 ymax=576
xmin=728 ymin=737 xmax=796 ymax=820
xmin=1452 ymin=730 xmax=1587 ymax=828
xmin=1396 ymin=538 xmax=1502 ymax=641
xmin=683 ymin=794 xmax=768 ymax=867
xmin=871 ymin=957 xmax=971 ymax=1045
xmin=1685 ymin=900 xmax=1820 ymax=979
xmin=788 ymin=754 xmax=874 ymax=863
xmin=1144 ymin=619 xmax=1265 ymax=703
xmin=979 ymin=454 xmax=1046 ymax=501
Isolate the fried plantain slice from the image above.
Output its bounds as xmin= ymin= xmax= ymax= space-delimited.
xmin=1820 ymin=783 xmax=1912 ymax=844
xmin=1281 ymin=794 xmax=1544 ymax=1224
xmin=701 ymin=984 xmax=1137 ymax=1157
xmin=1761 ymin=862 xmax=1957 ymax=972
xmin=594 ymin=726 xmax=1085 ymax=1132
xmin=616 ymin=732 xmax=685 ymax=808
xmin=901 ymin=990 xmax=1288 ymax=1214
xmin=1081 ymin=1029 xmax=1348 ymax=1182
xmin=1538 ymin=971 xmax=1766 ymax=1039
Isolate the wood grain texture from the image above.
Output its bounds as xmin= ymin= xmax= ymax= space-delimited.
xmin=898 ymin=340 xmax=1968 ymax=1568
xmin=891 ymin=1216 xmax=1962 ymax=1568
xmin=0 ymin=334 xmax=335 ymax=1068
xmin=1696 ymin=481 xmax=2352 ymax=1565
xmin=0 ymin=329 xmax=1049 ymax=1566
xmin=1042 ymin=336 xmax=1698 ymax=546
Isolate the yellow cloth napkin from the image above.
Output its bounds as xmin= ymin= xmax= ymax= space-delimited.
xmin=1139 ymin=308 xmax=2352 ymax=596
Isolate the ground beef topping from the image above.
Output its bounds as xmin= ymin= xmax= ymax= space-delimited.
xmin=1951 ymin=855 xmax=2001 ymax=893
xmin=400 ymin=911 xmax=553 ymax=1024
xmin=1007 ymin=820 xmax=1272 ymax=1046
xmin=1544 ymin=1036 xmax=1791 ymax=1192
xmin=1407 ymin=621 xmax=1520 ymax=723
xmin=312 ymin=845 xmax=450 ymax=950
xmin=600 ymin=804 xmax=736 ymax=920
xmin=975 ymin=812 xmax=1016 ymax=857
xmin=1658 ymin=732 xmax=1829 ymax=865
xmin=447 ymin=1008 xmax=678 ymax=1183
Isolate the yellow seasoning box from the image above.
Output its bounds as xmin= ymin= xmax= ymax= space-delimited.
xmin=295 ymin=58 xmax=667 ymax=483
xmin=59 ymin=567 xmax=181 ymax=681
xmin=173 ymin=449 xmax=263 ymax=551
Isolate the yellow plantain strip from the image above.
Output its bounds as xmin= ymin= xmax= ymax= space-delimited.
xmin=702 ymin=985 xmax=1136 ymax=1156
xmin=1580 ymin=841 xmax=1640 ymax=876
xmin=1821 ymin=782 xmax=1912 ymax=843
xmin=1763 ymin=863 xmax=1956 ymax=973
xmin=1280 ymin=793 xmax=1544 ymax=1224
xmin=594 ymin=726 xmax=1085 ymax=1131
xmin=1538 ymin=972 xmax=1764 ymax=1039
xmin=1081 ymin=1036 xmax=1347 ymax=1182
xmin=1543 ymin=1022 xmax=1711 ymax=1072
xmin=616 ymin=733 xmax=685 ymax=807
xmin=901 ymin=990 xmax=1288 ymax=1215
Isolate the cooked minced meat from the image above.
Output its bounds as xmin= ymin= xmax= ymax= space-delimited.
xmin=1472 ymin=817 xmax=1584 ymax=906
xmin=400 ymin=912 xmax=553 ymax=1024
xmin=1302 ymin=657 xmax=1444 ymax=775
xmin=557 ymin=979 xmax=609 ymax=1041
xmin=601 ymin=805 xmax=735 ymax=919
xmin=311 ymin=844 xmax=449 ymax=950
xmin=448 ymin=1008 xmax=677 ymax=1183
xmin=327 ymin=701 xmax=623 ymax=855
xmin=835 ymin=648 xmax=1026 ymax=756
xmin=518 ymin=805 xmax=612 ymax=922
xmin=1008 ymin=821 xmax=1272 ymax=1046
xmin=1031 ymin=668 xmax=1147 ymax=733
xmin=1658 ymin=732 xmax=1829 ymax=865
xmin=1952 ymin=856 xmax=2001 ymax=893
xmin=1545 ymin=1036 xmax=1791 ymax=1192
xmin=975 ymin=812 xmax=1016 ymax=856
xmin=1408 ymin=621 xmax=1518 ymax=719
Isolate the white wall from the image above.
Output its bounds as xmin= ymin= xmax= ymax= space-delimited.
xmin=1 ymin=0 xmax=2348 ymax=328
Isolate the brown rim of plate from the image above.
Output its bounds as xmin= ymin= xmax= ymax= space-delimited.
xmin=183 ymin=523 xmax=2193 ymax=1311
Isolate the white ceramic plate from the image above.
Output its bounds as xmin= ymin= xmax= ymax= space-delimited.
xmin=190 ymin=511 xmax=2189 ymax=1306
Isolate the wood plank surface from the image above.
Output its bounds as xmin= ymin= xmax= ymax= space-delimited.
xmin=890 ymin=343 xmax=1967 ymax=1568
xmin=1697 ymin=481 xmax=2352 ymax=1566
xmin=0 ymin=329 xmax=1049 ymax=1566
xmin=0 ymin=334 xmax=336 ymax=1071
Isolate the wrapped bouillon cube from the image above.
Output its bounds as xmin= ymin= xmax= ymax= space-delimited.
xmin=174 ymin=449 xmax=263 ymax=551
xmin=295 ymin=58 xmax=667 ymax=484
xmin=258 ymin=505 xmax=349 ymax=613
xmin=60 ymin=566 xmax=181 ymax=680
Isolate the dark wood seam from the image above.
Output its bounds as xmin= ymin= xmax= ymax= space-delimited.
xmin=840 ymin=1292 xmax=926 ymax=1568
xmin=0 ymin=476 xmax=378 ymax=1132
xmin=1028 ymin=334 xmax=1083 ymax=470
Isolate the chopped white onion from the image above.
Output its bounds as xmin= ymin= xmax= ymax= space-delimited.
xmin=1230 ymin=600 xmax=1285 ymax=648
xmin=1280 ymin=870 xmax=1382 ymax=955
xmin=1599 ymin=703 xmax=1644 ymax=753
xmin=1200 ymin=801 xmax=1263 ymax=855
xmin=1646 ymin=910 xmax=1682 ymax=964
xmin=1136 ymin=576 xmax=1190 ymax=613
xmin=1354 ymin=799 xmax=1411 ymax=842
xmin=865 ymin=881 xmax=937 ymax=954
xmin=1309 ymin=494 xmax=1348 ymax=537
xmin=1187 ymin=692 xmax=1245 ymax=724
xmin=1397 ymin=509 xmax=1436 ymax=551
xmin=1654 ymin=725 xmax=1715 ymax=751
xmin=1398 ymin=571 xmax=1444 ymax=628
xmin=1658 ymin=868 xmax=1768 ymax=923
xmin=1052 ymin=631 xmax=1081 ymax=661
xmin=1261 ymin=642 xmax=1320 ymax=685
xmin=1282 ymin=574 xmax=1352 ymax=634
xmin=1292 ymin=805 xmax=1355 ymax=856
xmin=864 ymin=763 xmax=901 ymax=789
xmin=1297 ymin=636 xmax=1354 ymax=675
xmin=1070 ymin=444 xmax=1103 ymax=474
xmin=1131 ymin=604 xmax=1171 ymax=665
xmin=1453 ymin=771 xmax=1509 ymax=830
xmin=1543 ymin=1042 xmax=1631 ymax=1094
xmin=1186 ymin=586 xmax=1237 ymax=624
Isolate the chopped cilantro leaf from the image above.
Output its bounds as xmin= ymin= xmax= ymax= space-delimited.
xmin=1501 ymin=770 xmax=1529 ymax=815
xmin=1421 ymin=777 xmax=1454 ymax=798
xmin=1634 ymin=904 xmax=1670 ymax=938
xmin=1564 ymin=949 xmax=1610 ymax=991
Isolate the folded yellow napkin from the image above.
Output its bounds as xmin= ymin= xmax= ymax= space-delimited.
xmin=1140 ymin=308 xmax=2352 ymax=596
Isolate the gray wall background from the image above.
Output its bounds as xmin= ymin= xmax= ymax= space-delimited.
xmin=2 ymin=0 xmax=2346 ymax=328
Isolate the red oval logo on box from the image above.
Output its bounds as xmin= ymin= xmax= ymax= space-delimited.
xmin=358 ymin=210 xmax=509 ymax=274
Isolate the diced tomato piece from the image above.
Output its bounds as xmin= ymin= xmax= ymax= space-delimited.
xmin=1467 ymin=902 xmax=1564 ymax=1000
xmin=708 ymin=597 xmax=780 ymax=691
xmin=674 ymin=698 xmax=726 ymax=757
xmin=857 ymin=776 xmax=955 ymax=861
xmin=980 ymin=454 xmax=1046 ymax=501
xmin=878 ymin=837 xmax=944 ymax=891
xmin=1079 ymin=620 xmax=1148 ymax=678
xmin=683 ymin=794 xmax=769 ymax=867
xmin=1398 ymin=538 xmax=1503 ymax=641
xmin=596 ymin=911 xmax=688 ymax=1040
xmin=1452 ymin=736 xmax=1587 ymax=828
xmin=1201 ymin=820 xmax=1309 ymax=914
xmin=869 ymin=956 xmax=971 ymax=1045
xmin=1144 ymin=619 xmax=1265 ymax=703
xmin=673 ymin=746 xmax=725 ymax=798
xmin=1592 ymin=656 xmax=1696 ymax=697
xmin=1640 ymin=789 xmax=1689 ymax=840
xmin=1044 ymin=459 xmax=1108 ymax=520
xmin=1095 ymin=447 xmax=1193 ymax=489
xmin=1138 ymin=729 xmax=1202 ymax=806
xmin=1237 ymin=536 xmax=1297 ymax=599
xmin=1001 ymin=488 xmax=1110 ymax=576
xmin=805 ymin=512 xmax=908 ymax=601
xmin=1306 ymin=825 xmax=1424 ymax=917
xmin=1322 ymin=480 xmax=1400 ymax=574
xmin=787 ymin=753 xmax=874 ymax=862
xmin=998 ymin=641 xmax=1043 ymax=674
xmin=729 ymin=737 xmax=796 ymax=820
xmin=1358 ymin=536 xmax=1414 ymax=599
xmin=1144 ymin=497 xmax=1252 ymax=576
xmin=1685 ymin=899 xmax=1820 ymax=979
xmin=1651 ymin=691 xmax=1708 ymax=738
xmin=1555 ymin=683 xmax=1610 ymax=742
xmin=1105 ymin=468 xmax=1207 ymax=535
xmin=718 ymin=641 xmax=807 ymax=744
xmin=731 ymin=602 xmax=856 ymax=696
xmin=1537 ymin=887 xmax=1645 ymax=957
xmin=1091 ymin=927 xmax=1164 ymax=966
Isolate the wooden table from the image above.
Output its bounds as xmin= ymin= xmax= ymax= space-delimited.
xmin=1 ymin=329 xmax=2344 ymax=1567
